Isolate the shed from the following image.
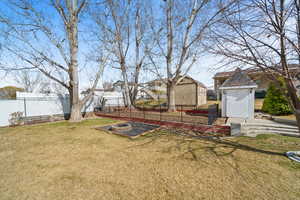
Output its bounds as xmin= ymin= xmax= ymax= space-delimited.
xmin=174 ymin=76 xmax=207 ymax=106
xmin=219 ymin=68 xmax=257 ymax=119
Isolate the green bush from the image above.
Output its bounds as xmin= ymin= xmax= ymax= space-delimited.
xmin=262 ymin=82 xmax=292 ymax=115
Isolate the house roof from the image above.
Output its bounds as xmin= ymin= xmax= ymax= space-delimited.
xmin=214 ymin=64 xmax=300 ymax=79
xmin=214 ymin=68 xmax=257 ymax=79
xmin=113 ymin=80 xmax=136 ymax=87
xmin=220 ymin=68 xmax=257 ymax=88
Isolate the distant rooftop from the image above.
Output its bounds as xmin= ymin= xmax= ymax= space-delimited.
xmin=220 ymin=68 xmax=257 ymax=88
xmin=214 ymin=64 xmax=300 ymax=79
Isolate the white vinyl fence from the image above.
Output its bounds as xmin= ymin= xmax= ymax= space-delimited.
xmin=0 ymin=91 xmax=124 ymax=127
xmin=0 ymin=97 xmax=70 ymax=127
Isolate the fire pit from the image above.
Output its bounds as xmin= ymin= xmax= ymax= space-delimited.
xmin=97 ymin=122 xmax=160 ymax=138
xmin=110 ymin=123 xmax=132 ymax=131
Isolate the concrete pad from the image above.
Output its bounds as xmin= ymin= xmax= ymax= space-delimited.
xmin=245 ymin=119 xmax=275 ymax=124
xmin=226 ymin=117 xmax=246 ymax=125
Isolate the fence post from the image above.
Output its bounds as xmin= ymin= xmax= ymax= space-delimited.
xmin=118 ymin=98 xmax=120 ymax=117
xmin=23 ymin=98 xmax=27 ymax=125
xmin=160 ymin=102 xmax=162 ymax=122
xmin=180 ymin=105 xmax=183 ymax=122
xmin=143 ymin=103 xmax=145 ymax=120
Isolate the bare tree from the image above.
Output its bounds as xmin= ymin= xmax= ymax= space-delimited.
xmin=130 ymin=0 xmax=150 ymax=104
xmin=0 ymin=0 xmax=105 ymax=122
xmin=103 ymin=81 xmax=113 ymax=91
xmin=92 ymin=0 xmax=151 ymax=107
xmin=294 ymin=0 xmax=300 ymax=65
xmin=14 ymin=70 xmax=45 ymax=92
xmin=210 ymin=0 xmax=300 ymax=131
xmin=148 ymin=0 xmax=235 ymax=111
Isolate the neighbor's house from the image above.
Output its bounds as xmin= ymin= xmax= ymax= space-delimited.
xmin=112 ymin=79 xmax=166 ymax=100
xmin=213 ymin=64 xmax=300 ymax=99
xmin=146 ymin=78 xmax=168 ymax=92
xmin=113 ymin=80 xmax=135 ymax=92
xmin=81 ymin=88 xmax=124 ymax=106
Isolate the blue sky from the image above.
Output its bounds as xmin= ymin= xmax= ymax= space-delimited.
xmin=0 ymin=0 xmax=225 ymax=91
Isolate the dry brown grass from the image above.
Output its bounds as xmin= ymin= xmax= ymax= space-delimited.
xmin=0 ymin=118 xmax=300 ymax=200
xmin=198 ymin=100 xmax=220 ymax=109
xmin=255 ymin=98 xmax=264 ymax=110
xmin=273 ymin=115 xmax=296 ymax=120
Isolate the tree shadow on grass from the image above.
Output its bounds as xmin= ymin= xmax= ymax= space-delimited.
xmin=201 ymin=136 xmax=284 ymax=156
xmin=133 ymin=128 xmax=285 ymax=158
xmin=126 ymin=128 xmax=297 ymax=181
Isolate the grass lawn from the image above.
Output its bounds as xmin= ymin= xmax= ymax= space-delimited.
xmin=135 ymin=99 xmax=167 ymax=107
xmin=198 ymin=100 xmax=220 ymax=109
xmin=0 ymin=118 xmax=300 ymax=200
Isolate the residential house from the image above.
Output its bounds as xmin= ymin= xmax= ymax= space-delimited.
xmin=213 ymin=64 xmax=300 ymax=99
xmin=146 ymin=78 xmax=168 ymax=92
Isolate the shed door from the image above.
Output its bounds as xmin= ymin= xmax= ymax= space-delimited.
xmin=226 ymin=89 xmax=249 ymax=118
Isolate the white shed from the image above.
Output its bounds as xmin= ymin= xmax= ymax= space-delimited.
xmin=220 ymin=68 xmax=257 ymax=119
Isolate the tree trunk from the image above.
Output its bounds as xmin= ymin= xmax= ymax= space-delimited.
xmin=167 ymin=83 xmax=176 ymax=112
xmin=68 ymin=78 xmax=82 ymax=122
xmin=68 ymin=0 xmax=82 ymax=122
xmin=295 ymin=0 xmax=300 ymax=132
xmin=294 ymin=110 xmax=300 ymax=133
xmin=69 ymin=102 xmax=82 ymax=122
xmin=69 ymin=85 xmax=82 ymax=122
xmin=121 ymin=67 xmax=132 ymax=108
xmin=285 ymin=79 xmax=300 ymax=133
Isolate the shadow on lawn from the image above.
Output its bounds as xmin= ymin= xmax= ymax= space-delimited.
xmin=129 ymin=128 xmax=300 ymax=175
xmin=202 ymin=137 xmax=284 ymax=156
xmin=135 ymin=128 xmax=284 ymax=159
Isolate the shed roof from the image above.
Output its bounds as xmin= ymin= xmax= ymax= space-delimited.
xmin=219 ymin=68 xmax=257 ymax=89
xmin=145 ymin=75 xmax=207 ymax=88
xmin=178 ymin=75 xmax=207 ymax=88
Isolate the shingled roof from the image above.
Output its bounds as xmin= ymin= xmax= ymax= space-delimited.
xmin=220 ymin=68 xmax=257 ymax=88
xmin=214 ymin=64 xmax=300 ymax=78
